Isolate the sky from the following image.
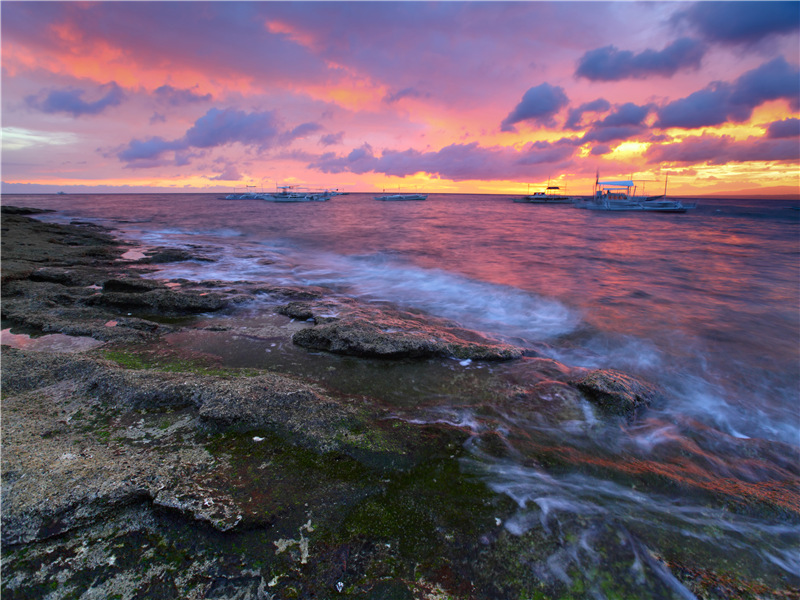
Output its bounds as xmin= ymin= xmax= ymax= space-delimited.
xmin=2 ymin=1 xmax=799 ymax=196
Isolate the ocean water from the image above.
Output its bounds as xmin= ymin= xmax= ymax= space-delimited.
xmin=4 ymin=192 xmax=799 ymax=593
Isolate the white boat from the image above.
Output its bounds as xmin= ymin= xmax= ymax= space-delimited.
xmin=374 ymin=193 xmax=428 ymax=201
xmin=225 ymin=185 xmax=262 ymax=200
xmin=259 ymin=185 xmax=332 ymax=202
xmin=580 ymin=177 xmax=695 ymax=213
xmin=514 ymin=183 xmax=576 ymax=204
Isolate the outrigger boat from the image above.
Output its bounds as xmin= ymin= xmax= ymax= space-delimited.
xmin=514 ymin=182 xmax=576 ymax=204
xmin=225 ymin=185 xmax=263 ymax=200
xmin=580 ymin=175 xmax=695 ymax=213
xmin=260 ymin=185 xmax=332 ymax=202
xmin=374 ymin=193 xmax=428 ymax=201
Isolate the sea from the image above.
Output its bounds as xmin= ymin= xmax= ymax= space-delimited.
xmin=3 ymin=191 xmax=799 ymax=595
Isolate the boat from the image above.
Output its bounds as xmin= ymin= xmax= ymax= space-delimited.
xmin=259 ymin=185 xmax=332 ymax=202
xmin=514 ymin=183 xmax=576 ymax=204
xmin=579 ymin=176 xmax=695 ymax=213
xmin=225 ymin=185 xmax=262 ymax=200
xmin=374 ymin=193 xmax=428 ymax=201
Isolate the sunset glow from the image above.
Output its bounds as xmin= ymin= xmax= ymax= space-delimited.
xmin=2 ymin=1 xmax=798 ymax=196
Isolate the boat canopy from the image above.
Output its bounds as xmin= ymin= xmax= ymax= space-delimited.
xmin=598 ymin=180 xmax=634 ymax=186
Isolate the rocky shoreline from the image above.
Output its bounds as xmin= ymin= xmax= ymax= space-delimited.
xmin=2 ymin=207 xmax=796 ymax=600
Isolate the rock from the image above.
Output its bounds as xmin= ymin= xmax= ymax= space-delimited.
xmin=255 ymin=284 xmax=327 ymax=300
xmin=29 ymin=267 xmax=85 ymax=286
xmin=294 ymin=318 xmax=523 ymax=361
xmin=288 ymin=299 xmax=525 ymax=361
xmin=277 ymin=301 xmax=315 ymax=321
xmin=88 ymin=288 xmax=228 ymax=313
xmin=137 ymin=248 xmax=211 ymax=263
xmin=1 ymin=206 xmax=53 ymax=215
xmin=570 ymin=368 xmax=662 ymax=418
xmin=102 ymin=277 xmax=167 ymax=293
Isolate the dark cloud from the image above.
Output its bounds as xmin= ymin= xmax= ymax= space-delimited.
xmin=154 ymin=85 xmax=212 ymax=106
xmin=646 ymin=132 xmax=800 ymax=164
xmin=590 ymin=144 xmax=612 ymax=156
xmin=383 ymin=87 xmax=431 ymax=104
xmin=674 ymin=1 xmax=800 ymax=45
xmin=25 ymin=82 xmax=125 ymax=116
xmin=183 ymin=108 xmax=280 ymax=149
xmin=730 ymin=57 xmax=800 ymax=109
xmin=117 ymin=136 xmax=185 ymax=162
xmin=575 ymin=38 xmax=706 ymax=81
xmin=279 ymin=122 xmax=324 ymax=145
xmin=598 ymin=103 xmax=651 ymax=127
xmin=501 ymin=83 xmax=569 ymax=131
xmin=319 ymin=132 xmax=345 ymax=146
xmin=577 ymin=103 xmax=652 ymax=144
xmin=766 ymin=118 xmax=800 ymax=139
xmin=655 ymin=57 xmax=800 ymax=129
xmin=582 ymin=125 xmax=646 ymax=145
xmin=516 ymin=140 xmax=576 ymax=165
xmin=655 ymin=84 xmax=739 ymax=129
xmin=310 ymin=140 xmax=577 ymax=181
xmin=565 ymin=98 xmax=611 ymax=130
xmin=118 ymin=107 xmax=297 ymax=166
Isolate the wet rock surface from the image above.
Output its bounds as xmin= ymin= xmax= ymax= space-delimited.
xmin=285 ymin=298 xmax=527 ymax=360
xmin=570 ymin=368 xmax=663 ymax=418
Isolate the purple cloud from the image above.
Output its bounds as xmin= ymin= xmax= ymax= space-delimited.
xmin=154 ymin=85 xmax=212 ymax=106
xmin=319 ymin=132 xmax=345 ymax=146
xmin=183 ymin=108 xmax=280 ymax=149
xmin=118 ymin=107 xmax=300 ymax=166
xmin=501 ymin=83 xmax=569 ymax=131
xmin=674 ymin=1 xmax=800 ymax=45
xmin=565 ymin=98 xmax=611 ymax=130
xmin=730 ymin=57 xmax=800 ymax=110
xmin=646 ymin=133 xmax=800 ymax=164
xmin=310 ymin=140 xmax=577 ymax=181
xmin=516 ymin=140 xmax=576 ymax=165
xmin=590 ymin=144 xmax=612 ymax=156
xmin=655 ymin=57 xmax=800 ymax=129
xmin=25 ymin=82 xmax=125 ymax=116
xmin=383 ymin=87 xmax=431 ymax=104
xmin=655 ymin=84 xmax=740 ymax=129
xmin=582 ymin=126 xmax=647 ymax=145
xmin=577 ymin=103 xmax=652 ymax=144
xmin=279 ymin=122 xmax=324 ymax=145
xmin=575 ymin=38 xmax=706 ymax=81
xmin=598 ymin=103 xmax=651 ymax=127
xmin=767 ymin=118 xmax=800 ymax=139
xmin=117 ymin=136 xmax=185 ymax=162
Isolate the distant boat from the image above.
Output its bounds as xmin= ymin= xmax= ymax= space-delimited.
xmin=56 ymin=191 xmax=66 ymax=195
xmin=260 ymin=185 xmax=331 ymax=202
xmin=514 ymin=182 xmax=576 ymax=204
xmin=374 ymin=193 xmax=428 ymax=201
xmin=579 ymin=176 xmax=695 ymax=213
xmin=225 ymin=185 xmax=262 ymax=200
